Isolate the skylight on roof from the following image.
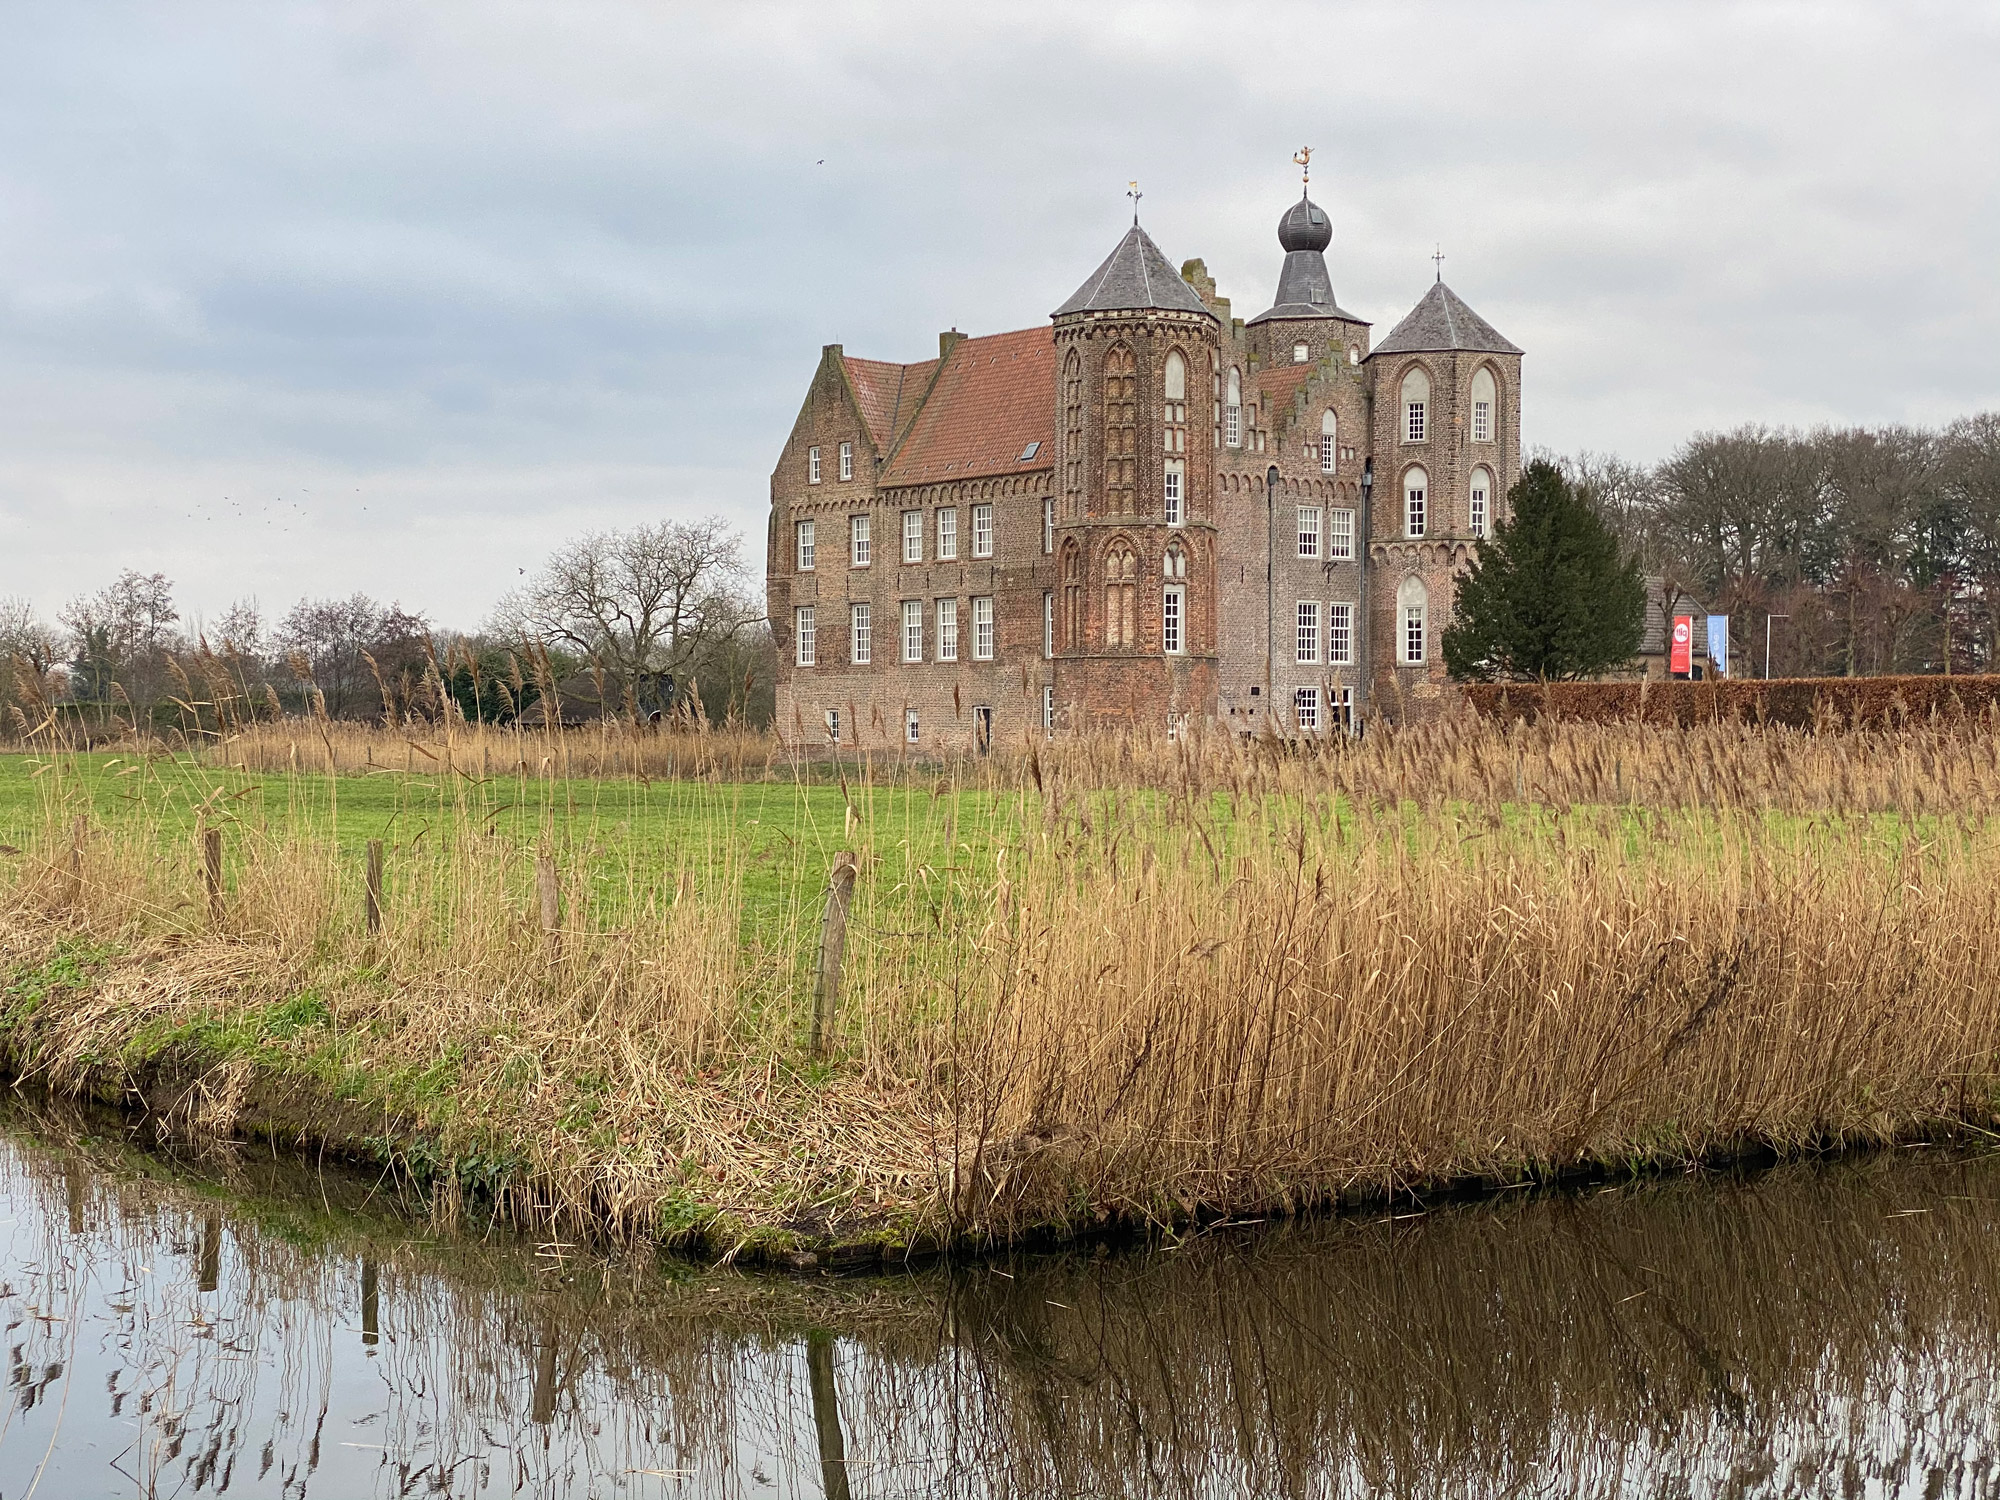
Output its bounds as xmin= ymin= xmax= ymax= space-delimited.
xmin=1019 ymin=441 xmax=1040 ymax=461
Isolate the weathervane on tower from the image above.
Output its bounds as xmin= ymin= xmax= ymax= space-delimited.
xmin=1433 ymin=244 xmax=1445 ymax=282
xmin=1127 ymin=180 xmax=1142 ymax=223
xmin=1293 ymin=146 xmax=1312 ymax=193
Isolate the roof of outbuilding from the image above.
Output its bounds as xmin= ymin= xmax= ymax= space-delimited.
xmin=1370 ymin=281 xmax=1522 ymax=357
xmin=879 ymin=326 xmax=1056 ymax=486
xmin=1054 ymin=224 xmax=1214 ymax=319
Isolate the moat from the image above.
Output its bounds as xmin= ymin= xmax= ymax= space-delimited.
xmin=2 ymin=1103 xmax=1997 ymax=1498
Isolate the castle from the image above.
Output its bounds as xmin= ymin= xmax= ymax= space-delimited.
xmin=766 ymin=173 xmax=1522 ymax=748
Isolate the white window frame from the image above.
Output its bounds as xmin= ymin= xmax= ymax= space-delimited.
xmin=936 ymin=598 xmax=958 ymax=661
xmin=901 ymin=599 xmax=922 ymax=663
xmin=1328 ymin=602 xmax=1354 ymax=666
xmin=849 ymin=601 xmax=871 ymax=664
xmin=1403 ymin=603 xmax=1426 ymax=665
xmin=1406 ymin=399 xmax=1426 ymax=444
xmin=838 ymin=441 xmax=853 ymax=481
xmin=1162 ymin=584 xmax=1185 ymax=655
xmin=1320 ymin=411 xmax=1338 ymax=474
xmin=971 ymin=503 xmax=994 ymax=558
xmin=1293 ymin=342 xmax=1309 ymax=365
xmin=1297 ymin=506 xmax=1321 ymax=560
xmin=1295 ymin=601 xmax=1320 ymax=665
xmin=1470 ymin=472 xmax=1490 ymax=539
xmin=1332 ymin=684 xmax=1356 ymax=732
xmin=1043 ymin=591 xmax=1054 ymax=659
xmin=1226 ymin=369 xmax=1242 ymax=449
xmin=1042 ymin=683 xmax=1054 ymax=736
xmin=936 ymin=507 xmax=957 ymax=561
xmin=796 ymin=518 xmax=815 ymax=571
xmin=1329 ymin=508 xmax=1356 ymax=562
xmin=905 ymin=707 xmax=919 ymax=744
xmin=972 ymin=596 xmax=994 ymax=660
xmin=825 ymin=707 xmax=840 ymax=744
xmin=808 ymin=446 xmax=821 ymax=484
xmin=1042 ymin=497 xmax=1055 ymax=554
xmin=1405 ymin=477 xmax=1427 ymax=539
xmin=1164 ymin=461 xmax=1183 ymax=526
xmin=902 ymin=509 xmax=922 ymax=563
xmin=794 ymin=605 xmax=815 ymax=667
xmin=850 ymin=513 xmax=871 ymax=567
xmin=1294 ymin=686 xmax=1320 ymax=732
xmin=1473 ymin=400 xmax=1492 ymax=443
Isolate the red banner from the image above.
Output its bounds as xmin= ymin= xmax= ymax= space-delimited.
xmin=1670 ymin=615 xmax=1694 ymax=676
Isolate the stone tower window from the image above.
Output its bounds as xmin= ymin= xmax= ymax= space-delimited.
xmin=1162 ymin=583 xmax=1184 ymax=655
xmin=1060 ymin=539 xmax=1082 ymax=650
xmin=1164 ymin=462 xmax=1183 ymax=526
xmin=1104 ymin=542 xmax=1138 ymax=648
xmin=1401 ymin=369 xmax=1430 ymax=444
xmin=1471 ymin=367 xmax=1497 ymax=443
xmin=838 ymin=441 xmax=853 ymax=481
xmin=1320 ymin=409 xmax=1338 ymax=475
xmin=1104 ymin=345 xmax=1137 ymax=509
xmin=1471 ymin=466 xmax=1494 ymax=538
xmin=1293 ymin=342 xmax=1309 ymax=364
xmin=1163 ymin=350 xmax=1187 ymax=455
xmin=808 ymin=445 xmax=821 ymax=484
xmin=1398 ymin=575 xmax=1428 ymax=665
xmin=1226 ymin=368 xmax=1243 ymax=449
xmin=1404 ymin=467 xmax=1428 ymax=539
xmin=1063 ymin=350 xmax=1085 ymax=519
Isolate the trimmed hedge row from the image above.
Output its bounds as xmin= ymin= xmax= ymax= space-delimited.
xmin=1461 ymin=675 xmax=2000 ymax=728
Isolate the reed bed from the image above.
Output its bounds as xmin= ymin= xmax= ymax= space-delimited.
xmin=1 ymin=715 xmax=1998 ymax=1254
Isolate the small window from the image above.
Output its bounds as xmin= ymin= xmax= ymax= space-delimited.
xmin=1043 ymin=591 xmax=1054 ymax=659
xmin=1294 ymin=686 xmax=1320 ymax=732
xmin=936 ymin=508 xmax=958 ymax=561
xmin=1162 ymin=585 xmax=1184 ymax=655
xmin=1332 ymin=685 xmax=1356 ymax=731
xmin=905 ymin=708 xmax=920 ymax=744
xmin=972 ymin=596 xmax=994 ymax=659
xmin=1401 ymin=369 xmax=1430 ymax=444
xmin=1329 ymin=509 xmax=1356 ymax=561
xmin=974 ymin=705 xmax=992 ymax=751
xmin=850 ymin=513 xmax=871 ymax=566
xmin=901 ymin=599 xmax=923 ymax=663
xmin=1297 ymin=506 xmax=1321 ymax=559
xmin=936 ymin=598 xmax=958 ymax=661
xmin=794 ymin=605 xmax=816 ymax=666
xmin=1320 ymin=410 xmax=1338 ymax=475
xmin=1471 ymin=368 xmax=1496 ymax=443
xmin=849 ymin=602 xmax=871 ymax=664
xmin=825 ymin=707 xmax=840 ymax=744
xmin=1398 ymin=576 xmax=1428 ymax=665
xmin=1225 ymin=368 xmax=1242 ymax=448
xmin=1020 ymin=440 xmax=1041 ymax=461
xmin=1293 ymin=342 xmax=1309 ymax=364
xmin=1404 ymin=468 xmax=1428 ymax=539
xmin=902 ymin=509 xmax=922 ymax=563
xmin=1296 ymin=601 xmax=1320 ymax=664
xmin=972 ymin=504 xmax=994 ymax=558
xmin=796 ymin=519 xmax=815 ymax=571
xmin=1042 ymin=683 xmax=1054 ymax=736
xmin=1164 ymin=462 xmax=1183 ymax=526
xmin=1328 ymin=602 xmax=1353 ymax=666
xmin=838 ymin=441 xmax=853 ymax=481
xmin=1042 ymin=497 xmax=1055 ymax=554
xmin=808 ymin=446 xmax=821 ymax=484
xmin=1470 ymin=467 xmax=1493 ymax=539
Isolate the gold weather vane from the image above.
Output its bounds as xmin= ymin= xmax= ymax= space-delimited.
xmin=1127 ymin=180 xmax=1142 ymax=223
xmin=1293 ymin=146 xmax=1313 ymax=190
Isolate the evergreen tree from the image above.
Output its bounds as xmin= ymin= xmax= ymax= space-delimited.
xmin=1444 ymin=459 xmax=1646 ymax=681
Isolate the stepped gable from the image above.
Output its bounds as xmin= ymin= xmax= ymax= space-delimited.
xmin=1372 ymin=280 xmax=1522 ymax=356
xmin=1054 ymin=224 xmax=1213 ymax=318
xmin=1248 ymin=194 xmax=1367 ymax=325
xmin=879 ymin=327 xmax=1056 ymax=486
xmin=843 ymin=354 xmax=937 ymax=455
xmin=1253 ymin=362 xmax=1318 ymax=430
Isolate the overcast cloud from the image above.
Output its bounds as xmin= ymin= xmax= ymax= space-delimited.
xmin=1 ymin=1 xmax=1996 ymax=629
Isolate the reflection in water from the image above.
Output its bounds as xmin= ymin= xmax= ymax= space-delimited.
xmin=1 ymin=1106 xmax=1999 ymax=1496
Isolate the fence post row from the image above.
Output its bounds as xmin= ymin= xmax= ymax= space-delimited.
xmin=812 ymin=851 xmax=859 ymax=1059
xmin=202 ymin=827 xmax=224 ymax=922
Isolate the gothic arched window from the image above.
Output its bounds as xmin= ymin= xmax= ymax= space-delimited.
xmin=1060 ymin=538 xmax=1083 ymax=650
xmin=1319 ymin=409 xmax=1338 ymax=475
xmin=1397 ymin=575 xmax=1429 ymax=665
xmin=1063 ymin=350 xmax=1085 ymax=518
xmin=1470 ymin=367 xmax=1497 ymax=444
xmin=1225 ymin=367 xmax=1243 ymax=449
xmin=1404 ymin=466 xmax=1429 ymax=539
xmin=1104 ymin=345 xmax=1136 ymax=509
xmin=1401 ymin=369 xmax=1430 ymax=444
xmin=1104 ymin=541 xmax=1138 ymax=648
xmin=1470 ymin=465 xmax=1494 ymax=539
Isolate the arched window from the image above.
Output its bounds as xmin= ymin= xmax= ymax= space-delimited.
xmin=1104 ymin=345 xmax=1137 ymax=507
xmin=1163 ymin=349 xmax=1188 ymax=524
xmin=1401 ymin=369 xmax=1430 ymax=444
xmin=1397 ymin=575 xmax=1429 ymax=666
xmin=1063 ymin=350 xmax=1085 ymax=518
xmin=1469 ymin=466 xmax=1494 ymax=539
xmin=1470 ymin=367 xmax=1497 ymax=444
xmin=1104 ymin=542 xmax=1138 ymax=648
xmin=1162 ymin=544 xmax=1187 ymax=579
xmin=1060 ymin=540 xmax=1083 ymax=650
xmin=1319 ymin=409 xmax=1338 ymax=475
xmin=1404 ymin=466 xmax=1428 ymax=539
xmin=1225 ymin=368 xmax=1243 ymax=449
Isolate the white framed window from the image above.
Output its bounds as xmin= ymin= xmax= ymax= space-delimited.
xmin=1320 ymin=410 xmax=1338 ymax=474
xmin=1042 ymin=497 xmax=1055 ymax=554
xmin=1162 ymin=585 xmax=1184 ymax=655
xmin=808 ymin=446 xmax=821 ymax=484
xmin=1163 ymin=350 xmax=1187 ymax=455
xmin=1297 ymin=506 xmax=1322 ymax=559
xmin=1043 ymin=591 xmax=1054 ymax=659
xmin=1294 ymin=686 xmax=1320 ymax=731
xmin=1328 ymin=602 xmax=1354 ymax=666
xmin=905 ymin=707 xmax=919 ymax=744
xmin=796 ymin=518 xmax=815 ymax=571
xmin=1332 ymin=685 xmax=1356 ymax=731
xmin=1470 ymin=467 xmax=1493 ymax=539
xmin=1296 ymin=601 xmax=1320 ymax=664
xmin=825 ymin=707 xmax=840 ymax=744
xmin=971 ymin=504 xmax=994 ymax=558
xmin=1404 ymin=468 xmax=1428 ymax=539
xmin=1042 ymin=683 xmax=1054 ymax=736
xmin=850 ymin=513 xmax=871 ymax=566
xmin=1401 ymin=369 xmax=1430 ymax=444
xmin=794 ymin=606 xmax=815 ymax=667
xmin=1398 ymin=576 xmax=1428 ymax=665
xmin=1293 ymin=342 xmax=1309 ymax=365
xmin=838 ymin=441 xmax=853 ymax=481
xmin=972 ymin=596 xmax=994 ymax=660
xmin=901 ymin=599 xmax=922 ymax=662
xmin=849 ymin=602 xmax=871 ymax=664
xmin=902 ymin=509 xmax=922 ymax=563
xmin=936 ymin=598 xmax=958 ymax=661
xmin=1225 ymin=367 xmax=1242 ymax=448
xmin=1471 ymin=368 xmax=1496 ymax=443
xmin=936 ymin=507 xmax=957 ymax=561
xmin=1164 ymin=462 xmax=1183 ymax=526
xmin=1329 ymin=508 xmax=1356 ymax=561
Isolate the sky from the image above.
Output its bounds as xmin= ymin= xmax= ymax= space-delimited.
xmin=2 ymin=1 xmax=1997 ymax=633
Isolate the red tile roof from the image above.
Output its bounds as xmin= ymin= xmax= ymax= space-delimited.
xmin=841 ymin=355 xmax=936 ymax=456
xmin=880 ymin=327 xmax=1055 ymax=486
xmin=1254 ymin=363 xmax=1320 ymax=429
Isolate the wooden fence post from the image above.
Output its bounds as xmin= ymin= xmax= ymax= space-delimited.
xmin=812 ymin=851 xmax=859 ymax=1058
xmin=68 ymin=815 xmax=86 ymax=895
xmin=365 ymin=840 xmax=384 ymax=937
xmin=536 ymin=852 xmax=561 ymax=960
xmin=202 ymin=826 xmax=224 ymax=922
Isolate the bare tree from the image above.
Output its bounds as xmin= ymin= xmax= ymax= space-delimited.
xmin=275 ymin=594 xmax=431 ymax=718
xmin=496 ymin=518 xmax=757 ymax=717
xmin=58 ymin=570 xmax=182 ymax=713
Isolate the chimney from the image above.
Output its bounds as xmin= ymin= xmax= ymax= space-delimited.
xmin=939 ymin=328 xmax=965 ymax=359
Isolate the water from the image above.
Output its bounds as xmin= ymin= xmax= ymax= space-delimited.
xmin=2 ymin=1106 xmax=1998 ymax=1498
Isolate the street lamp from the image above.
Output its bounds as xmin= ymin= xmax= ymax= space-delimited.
xmin=1765 ymin=613 xmax=1790 ymax=681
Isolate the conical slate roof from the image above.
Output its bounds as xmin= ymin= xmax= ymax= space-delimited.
xmin=1371 ymin=281 xmax=1521 ymax=356
xmin=1054 ymin=224 xmax=1213 ymax=319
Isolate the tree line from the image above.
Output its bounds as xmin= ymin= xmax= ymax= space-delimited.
xmin=0 ymin=516 xmax=774 ymax=736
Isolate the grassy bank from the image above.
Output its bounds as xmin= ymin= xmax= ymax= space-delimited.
xmin=3 ymin=717 xmax=1999 ymax=1261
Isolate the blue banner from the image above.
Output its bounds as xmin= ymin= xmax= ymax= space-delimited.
xmin=1707 ymin=615 xmax=1730 ymax=677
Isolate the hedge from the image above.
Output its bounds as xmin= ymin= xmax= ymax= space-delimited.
xmin=1460 ymin=675 xmax=2000 ymax=729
